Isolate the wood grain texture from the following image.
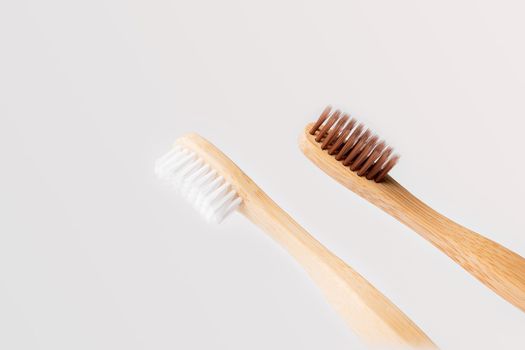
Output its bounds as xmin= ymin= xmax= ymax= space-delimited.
xmin=177 ymin=133 xmax=435 ymax=348
xmin=299 ymin=124 xmax=525 ymax=313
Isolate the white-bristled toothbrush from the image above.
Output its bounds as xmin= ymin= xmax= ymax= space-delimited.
xmin=155 ymin=132 xmax=435 ymax=348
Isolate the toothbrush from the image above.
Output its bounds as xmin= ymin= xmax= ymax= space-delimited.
xmin=299 ymin=106 xmax=525 ymax=312
xmin=155 ymin=132 xmax=435 ymax=347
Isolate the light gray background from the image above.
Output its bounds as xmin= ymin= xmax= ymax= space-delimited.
xmin=1 ymin=1 xmax=525 ymax=349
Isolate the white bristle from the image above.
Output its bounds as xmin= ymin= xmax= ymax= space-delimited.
xmin=155 ymin=146 xmax=242 ymax=223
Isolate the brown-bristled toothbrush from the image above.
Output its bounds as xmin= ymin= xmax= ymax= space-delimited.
xmin=156 ymin=132 xmax=435 ymax=348
xmin=299 ymin=106 xmax=525 ymax=312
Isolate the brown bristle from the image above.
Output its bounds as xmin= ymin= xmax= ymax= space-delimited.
xmin=309 ymin=106 xmax=399 ymax=182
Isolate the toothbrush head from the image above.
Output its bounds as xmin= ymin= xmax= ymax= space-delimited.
xmin=309 ymin=106 xmax=399 ymax=182
xmin=155 ymin=142 xmax=242 ymax=223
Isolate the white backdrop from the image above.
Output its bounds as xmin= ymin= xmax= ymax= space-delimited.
xmin=1 ymin=1 xmax=525 ymax=349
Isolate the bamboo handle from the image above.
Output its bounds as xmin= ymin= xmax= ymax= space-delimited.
xmin=379 ymin=179 xmax=525 ymax=312
xmin=239 ymin=190 xmax=435 ymax=347
xmin=178 ymin=133 xmax=435 ymax=347
xmin=300 ymin=127 xmax=525 ymax=312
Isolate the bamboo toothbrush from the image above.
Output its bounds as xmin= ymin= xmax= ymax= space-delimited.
xmin=299 ymin=106 xmax=525 ymax=312
xmin=155 ymin=132 xmax=435 ymax=347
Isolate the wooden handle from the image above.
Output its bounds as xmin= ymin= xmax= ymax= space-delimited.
xmin=178 ymin=133 xmax=435 ymax=347
xmin=240 ymin=191 xmax=435 ymax=347
xmin=300 ymin=125 xmax=525 ymax=313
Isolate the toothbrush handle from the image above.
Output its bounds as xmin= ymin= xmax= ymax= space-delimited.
xmin=379 ymin=178 xmax=525 ymax=313
xmin=239 ymin=192 xmax=435 ymax=348
xmin=179 ymin=132 xmax=433 ymax=346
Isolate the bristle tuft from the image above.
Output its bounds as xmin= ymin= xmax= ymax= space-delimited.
xmin=310 ymin=106 xmax=399 ymax=182
xmin=155 ymin=146 xmax=242 ymax=223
